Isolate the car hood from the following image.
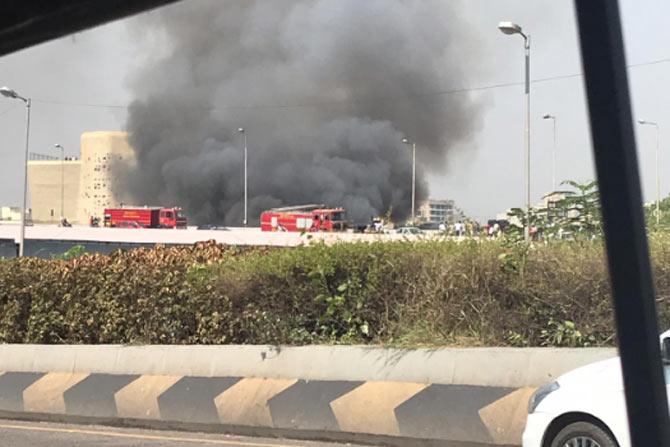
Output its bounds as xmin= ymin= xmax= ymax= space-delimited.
xmin=557 ymin=330 xmax=670 ymax=391
xmin=556 ymin=356 xmax=624 ymax=391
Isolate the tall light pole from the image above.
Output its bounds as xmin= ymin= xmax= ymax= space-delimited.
xmin=238 ymin=128 xmax=248 ymax=226
xmin=543 ymin=114 xmax=557 ymax=191
xmin=499 ymin=21 xmax=531 ymax=242
xmin=638 ymin=119 xmax=661 ymax=225
xmin=1 ymin=86 xmax=31 ymax=257
xmin=402 ymin=137 xmax=417 ymax=223
xmin=54 ymin=144 xmax=65 ymax=221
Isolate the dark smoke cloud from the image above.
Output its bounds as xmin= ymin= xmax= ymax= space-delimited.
xmin=124 ymin=0 xmax=484 ymax=225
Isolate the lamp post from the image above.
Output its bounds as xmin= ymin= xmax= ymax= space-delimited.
xmin=238 ymin=128 xmax=248 ymax=227
xmin=402 ymin=137 xmax=417 ymax=223
xmin=499 ymin=21 xmax=531 ymax=242
xmin=543 ymin=114 xmax=557 ymax=191
xmin=638 ymin=119 xmax=661 ymax=225
xmin=54 ymin=144 xmax=65 ymax=221
xmin=0 ymin=86 xmax=31 ymax=257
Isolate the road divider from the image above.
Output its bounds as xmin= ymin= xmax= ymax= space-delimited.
xmin=0 ymin=345 xmax=616 ymax=446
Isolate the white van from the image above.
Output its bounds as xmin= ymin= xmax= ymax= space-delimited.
xmin=523 ymin=330 xmax=670 ymax=447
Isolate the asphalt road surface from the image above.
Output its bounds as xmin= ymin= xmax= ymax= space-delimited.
xmin=0 ymin=419 xmax=368 ymax=447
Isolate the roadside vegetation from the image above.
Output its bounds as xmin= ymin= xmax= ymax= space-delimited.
xmin=3 ymin=236 xmax=670 ymax=347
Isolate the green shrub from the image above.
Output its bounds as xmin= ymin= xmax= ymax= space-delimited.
xmin=1 ymin=238 xmax=669 ymax=347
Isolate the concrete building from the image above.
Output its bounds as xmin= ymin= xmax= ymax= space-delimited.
xmin=77 ymin=131 xmax=136 ymax=224
xmin=0 ymin=207 xmax=21 ymax=221
xmin=496 ymin=191 xmax=581 ymax=227
xmin=27 ymin=131 xmax=136 ymax=224
xmin=27 ymin=159 xmax=81 ymax=223
xmin=417 ymin=198 xmax=455 ymax=223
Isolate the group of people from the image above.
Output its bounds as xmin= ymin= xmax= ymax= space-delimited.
xmin=453 ymin=221 xmax=466 ymax=236
xmin=360 ymin=216 xmax=511 ymax=238
xmin=447 ymin=220 xmax=483 ymax=237
xmin=483 ymin=221 xmax=503 ymax=238
xmin=440 ymin=220 xmax=507 ymax=238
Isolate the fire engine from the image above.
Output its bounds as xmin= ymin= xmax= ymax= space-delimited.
xmin=103 ymin=207 xmax=187 ymax=229
xmin=260 ymin=205 xmax=347 ymax=232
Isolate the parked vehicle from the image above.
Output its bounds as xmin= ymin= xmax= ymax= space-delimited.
xmin=196 ymin=224 xmax=228 ymax=230
xmin=418 ymin=221 xmax=442 ymax=232
xmin=103 ymin=207 xmax=187 ymax=229
xmin=116 ymin=220 xmax=142 ymax=229
xmin=395 ymin=226 xmax=422 ymax=235
xmin=260 ymin=204 xmax=347 ymax=232
xmin=523 ymin=329 xmax=670 ymax=447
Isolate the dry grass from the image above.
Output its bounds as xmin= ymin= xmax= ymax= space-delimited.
xmin=1 ymin=237 xmax=669 ymax=346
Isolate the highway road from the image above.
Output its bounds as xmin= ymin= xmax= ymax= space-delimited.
xmin=0 ymin=223 xmax=417 ymax=248
xmin=0 ymin=419 xmax=368 ymax=447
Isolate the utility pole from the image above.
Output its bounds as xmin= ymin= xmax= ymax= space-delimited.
xmin=55 ymin=144 xmax=65 ymax=221
xmin=238 ymin=128 xmax=248 ymax=226
xmin=499 ymin=21 xmax=532 ymax=242
xmin=638 ymin=119 xmax=661 ymax=225
xmin=0 ymin=86 xmax=32 ymax=256
xmin=402 ymin=137 xmax=417 ymax=223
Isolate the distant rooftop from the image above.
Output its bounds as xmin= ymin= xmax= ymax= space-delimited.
xmin=28 ymin=152 xmax=79 ymax=162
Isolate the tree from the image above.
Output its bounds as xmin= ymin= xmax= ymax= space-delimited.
xmin=504 ymin=180 xmax=602 ymax=241
xmin=644 ymin=195 xmax=670 ymax=230
xmin=556 ymin=180 xmax=601 ymax=237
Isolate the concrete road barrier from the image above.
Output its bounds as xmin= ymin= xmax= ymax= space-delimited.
xmin=0 ymin=224 xmax=434 ymax=249
xmin=0 ymin=345 xmax=616 ymax=446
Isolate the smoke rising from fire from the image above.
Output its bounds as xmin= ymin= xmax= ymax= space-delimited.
xmin=124 ymin=0 xmax=483 ymax=225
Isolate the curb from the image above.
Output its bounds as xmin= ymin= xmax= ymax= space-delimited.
xmin=0 ymin=345 xmax=616 ymax=387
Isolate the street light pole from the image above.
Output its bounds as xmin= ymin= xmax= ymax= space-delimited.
xmin=411 ymin=142 xmax=416 ymax=222
xmin=657 ymin=124 xmax=660 ymax=225
xmin=238 ymin=128 xmax=248 ymax=226
xmin=499 ymin=21 xmax=531 ymax=243
xmin=543 ymin=114 xmax=557 ymax=191
xmin=1 ymin=87 xmax=31 ymax=257
xmin=638 ymin=119 xmax=661 ymax=225
xmin=402 ymin=137 xmax=417 ymax=223
xmin=55 ymin=144 xmax=64 ymax=221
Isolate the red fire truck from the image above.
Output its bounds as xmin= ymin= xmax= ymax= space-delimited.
xmin=260 ymin=205 xmax=347 ymax=232
xmin=103 ymin=207 xmax=187 ymax=229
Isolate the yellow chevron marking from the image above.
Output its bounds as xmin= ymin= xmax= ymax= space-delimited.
xmin=214 ymin=378 xmax=297 ymax=427
xmin=23 ymin=372 xmax=89 ymax=414
xmin=330 ymin=381 xmax=428 ymax=435
xmin=479 ymin=387 xmax=537 ymax=445
xmin=114 ymin=375 xmax=182 ymax=420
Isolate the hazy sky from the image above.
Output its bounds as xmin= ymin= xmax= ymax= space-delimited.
xmin=0 ymin=0 xmax=668 ymax=222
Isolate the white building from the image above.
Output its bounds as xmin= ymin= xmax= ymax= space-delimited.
xmin=0 ymin=207 xmax=21 ymax=221
xmin=417 ymin=198 xmax=455 ymax=223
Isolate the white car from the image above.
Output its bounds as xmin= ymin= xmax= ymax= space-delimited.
xmin=523 ymin=330 xmax=670 ymax=447
xmin=395 ymin=227 xmax=422 ymax=235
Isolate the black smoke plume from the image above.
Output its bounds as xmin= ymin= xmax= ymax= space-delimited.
xmin=124 ymin=0 xmax=483 ymax=225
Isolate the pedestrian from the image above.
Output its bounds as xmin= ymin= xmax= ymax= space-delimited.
xmin=458 ymin=221 xmax=465 ymax=237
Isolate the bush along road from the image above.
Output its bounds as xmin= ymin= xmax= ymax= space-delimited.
xmin=3 ymin=237 xmax=670 ymax=347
